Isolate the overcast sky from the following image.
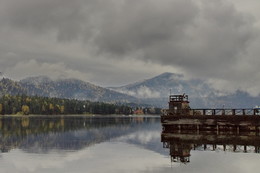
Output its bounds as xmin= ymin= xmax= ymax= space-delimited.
xmin=0 ymin=0 xmax=260 ymax=95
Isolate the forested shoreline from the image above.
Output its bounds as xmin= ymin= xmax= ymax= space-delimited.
xmin=0 ymin=94 xmax=161 ymax=115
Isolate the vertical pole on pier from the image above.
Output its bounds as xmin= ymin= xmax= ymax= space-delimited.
xmin=244 ymin=145 xmax=247 ymax=153
xmin=237 ymin=126 xmax=240 ymax=135
xmin=256 ymin=126 xmax=259 ymax=136
xmin=197 ymin=124 xmax=199 ymax=134
xmin=216 ymin=125 xmax=219 ymax=135
xmin=178 ymin=125 xmax=181 ymax=133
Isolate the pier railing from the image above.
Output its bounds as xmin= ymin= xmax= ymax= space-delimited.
xmin=163 ymin=108 xmax=260 ymax=116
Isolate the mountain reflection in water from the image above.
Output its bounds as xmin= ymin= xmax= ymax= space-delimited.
xmin=1 ymin=116 xmax=260 ymax=173
xmin=0 ymin=116 xmax=160 ymax=153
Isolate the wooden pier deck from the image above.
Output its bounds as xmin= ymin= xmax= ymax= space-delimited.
xmin=161 ymin=95 xmax=260 ymax=133
xmin=161 ymin=113 xmax=260 ymax=133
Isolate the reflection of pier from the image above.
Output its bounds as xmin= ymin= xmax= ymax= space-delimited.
xmin=162 ymin=139 xmax=191 ymax=163
xmin=161 ymin=95 xmax=260 ymax=133
xmin=161 ymin=131 xmax=260 ymax=163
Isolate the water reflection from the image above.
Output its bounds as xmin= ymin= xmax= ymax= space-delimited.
xmin=0 ymin=116 xmax=159 ymax=153
xmin=2 ymin=116 xmax=260 ymax=173
xmin=0 ymin=116 xmax=169 ymax=173
xmin=162 ymin=130 xmax=260 ymax=163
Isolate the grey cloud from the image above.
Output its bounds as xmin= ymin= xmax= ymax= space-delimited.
xmin=0 ymin=0 xmax=260 ymax=95
xmin=93 ymin=0 xmax=199 ymax=55
xmin=113 ymin=1 xmax=255 ymax=78
xmin=0 ymin=0 xmax=87 ymax=42
xmin=1 ymin=0 xmax=255 ymax=66
xmin=0 ymin=0 xmax=199 ymax=48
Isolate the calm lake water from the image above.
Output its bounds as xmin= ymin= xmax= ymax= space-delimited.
xmin=0 ymin=115 xmax=260 ymax=173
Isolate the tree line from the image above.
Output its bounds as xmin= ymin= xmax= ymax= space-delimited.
xmin=0 ymin=94 xmax=161 ymax=115
xmin=0 ymin=94 xmax=132 ymax=115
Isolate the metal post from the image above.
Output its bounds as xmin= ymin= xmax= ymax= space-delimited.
xmin=233 ymin=145 xmax=237 ymax=152
xmin=232 ymin=109 xmax=235 ymax=115
xmin=256 ymin=126 xmax=259 ymax=136
xmin=244 ymin=145 xmax=247 ymax=153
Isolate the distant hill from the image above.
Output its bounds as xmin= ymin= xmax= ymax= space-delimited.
xmin=0 ymin=76 xmax=138 ymax=103
xmin=110 ymin=72 xmax=214 ymax=107
xmin=1 ymin=73 xmax=260 ymax=108
xmin=110 ymin=72 xmax=260 ymax=108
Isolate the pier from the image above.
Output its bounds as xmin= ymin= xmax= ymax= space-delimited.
xmin=161 ymin=94 xmax=260 ymax=133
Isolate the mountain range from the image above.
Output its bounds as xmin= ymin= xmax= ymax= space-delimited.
xmin=0 ymin=76 xmax=138 ymax=104
xmin=1 ymin=72 xmax=260 ymax=108
xmin=110 ymin=72 xmax=214 ymax=107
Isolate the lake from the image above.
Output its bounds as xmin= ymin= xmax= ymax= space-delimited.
xmin=0 ymin=115 xmax=260 ymax=173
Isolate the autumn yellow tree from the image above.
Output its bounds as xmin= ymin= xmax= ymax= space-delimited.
xmin=26 ymin=97 xmax=31 ymax=103
xmin=49 ymin=103 xmax=54 ymax=110
xmin=49 ymin=103 xmax=54 ymax=114
xmin=22 ymin=105 xmax=30 ymax=115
